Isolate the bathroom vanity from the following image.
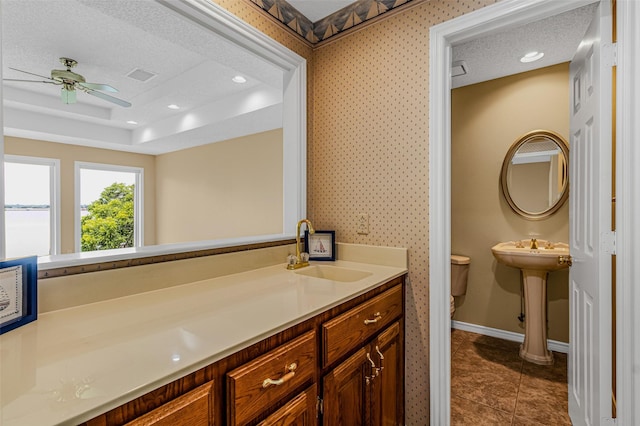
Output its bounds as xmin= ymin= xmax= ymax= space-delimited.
xmin=0 ymin=245 xmax=407 ymax=426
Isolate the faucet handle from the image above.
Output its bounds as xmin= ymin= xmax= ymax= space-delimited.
xmin=544 ymin=241 xmax=555 ymax=249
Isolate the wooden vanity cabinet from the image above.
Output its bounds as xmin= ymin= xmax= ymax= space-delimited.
xmin=82 ymin=276 xmax=404 ymax=426
xmin=320 ymin=284 xmax=404 ymax=426
xmin=321 ymin=322 xmax=403 ymax=426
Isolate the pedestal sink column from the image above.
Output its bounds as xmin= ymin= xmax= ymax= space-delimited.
xmin=520 ymin=270 xmax=554 ymax=365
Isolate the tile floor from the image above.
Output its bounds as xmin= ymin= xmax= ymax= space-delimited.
xmin=450 ymin=328 xmax=571 ymax=425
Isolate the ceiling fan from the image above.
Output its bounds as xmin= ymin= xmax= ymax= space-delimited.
xmin=4 ymin=57 xmax=131 ymax=107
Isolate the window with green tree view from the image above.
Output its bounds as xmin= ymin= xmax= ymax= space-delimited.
xmin=76 ymin=163 xmax=142 ymax=252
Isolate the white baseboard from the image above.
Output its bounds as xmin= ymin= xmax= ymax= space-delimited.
xmin=451 ymin=320 xmax=569 ymax=354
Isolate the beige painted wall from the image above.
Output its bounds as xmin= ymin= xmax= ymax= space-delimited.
xmin=155 ymin=129 xmax=283 ymax=243
xmin=451 ymin=63 xmax=570 ymax=342
xmin=5 ymin=129 xmax=283 ymax=251
xmin=5 ymin=137 xmax=157 ymax=253
xmin=510 ymin=161 xmax=551 ymax=212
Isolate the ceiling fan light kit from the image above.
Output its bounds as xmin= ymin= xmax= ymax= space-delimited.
xmin=4 ymin=57 xmax=131 ymax=107
xmin=61 ymin=85 xmax=76 ymax=104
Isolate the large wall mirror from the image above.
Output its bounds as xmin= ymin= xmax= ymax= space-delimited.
xmin=0 ymin=0 xmax=306 ymax=270
xmin=500 ymin=130 xmax=569 ymax=220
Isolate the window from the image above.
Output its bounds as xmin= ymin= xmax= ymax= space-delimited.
xmin=4 ymin=155 xmax=60 ymax=258
xmin=75 ymin=162 xmax=143 ymax=252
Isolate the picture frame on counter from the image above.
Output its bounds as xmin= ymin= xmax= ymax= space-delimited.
xmin=0 ymin=256 xmax=38 ymax=335
xmin=305 ymin=230 xmax=336 ymax=261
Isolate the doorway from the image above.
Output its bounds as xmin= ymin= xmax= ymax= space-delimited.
xmin=426 ymin=0 xmax=631 ymax=424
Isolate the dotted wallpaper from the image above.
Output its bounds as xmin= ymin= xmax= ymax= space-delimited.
xmin=213 ymin=0 xmax=498 ymax=423
xmin=311 ymin=1 xmax=497 ymax=423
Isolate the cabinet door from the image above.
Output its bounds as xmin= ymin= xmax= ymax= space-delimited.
xmin=124 ymin=380 xmax=214 ymax=426
xmin=322 ymin=347 xmax=371 ymax=426
xmin=258 ymin=385 xmax=317 ymax=426
xmin=370 ymin=322 xmax=402 ymax=426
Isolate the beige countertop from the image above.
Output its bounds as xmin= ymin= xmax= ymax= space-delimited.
xmin=0 ymin=255 xmax=407 ymax=426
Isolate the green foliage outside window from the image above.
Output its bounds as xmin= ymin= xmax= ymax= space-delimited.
xmin=81 ymin=182 xmax=135 ymax=251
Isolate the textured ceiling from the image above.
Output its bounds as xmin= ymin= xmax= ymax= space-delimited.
xmin=451 ymin=2 xmax=598 ymax=88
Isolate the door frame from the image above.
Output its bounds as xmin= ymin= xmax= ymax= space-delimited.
xmin=427 ymin=0 xmax=640 ymax=424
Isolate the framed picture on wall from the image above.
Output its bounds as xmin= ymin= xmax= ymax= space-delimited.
xmin=304 ymin=230 xmax=335 ymax=261
xmin=0 ymin=256 xmax=38 ymax=335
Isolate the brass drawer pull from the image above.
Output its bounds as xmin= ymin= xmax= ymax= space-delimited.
xmin=365 ymin=353 xmax=378 ymax=385
xmin=363 ymin=312 xmax=382 ymax=325
xmin=375 ymin=345 xmax=384 ymax=373
xmin=262 ymin=363 xmax=297 ymax=388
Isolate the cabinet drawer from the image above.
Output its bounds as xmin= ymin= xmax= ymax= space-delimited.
xmin=227 ymin=330 xmax=316 ymax=425
xmin=124 ymin=380 xmax=214 ymax=426
xmin=322 ymin=285 xmax=402 ymax=367
xmin=257 ymin=384 xmax=317 ymax=426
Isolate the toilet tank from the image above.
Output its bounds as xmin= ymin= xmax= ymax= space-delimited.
xmin=451 ymin=254 xmax=470 ymax=296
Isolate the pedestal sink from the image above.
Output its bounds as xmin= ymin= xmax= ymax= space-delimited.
xmin=491 ymin=240 xmax=571 ymax=365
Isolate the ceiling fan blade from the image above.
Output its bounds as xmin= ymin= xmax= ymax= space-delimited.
xmin=3 ymin=78 xmax=58 ymax=84
xmin=78 ymin=82 xmax=118 ymax=93
xmin=8 ymin=67 xmax=54 ymax=81
xmin=84 ymin=89 xmax=131 ymax=108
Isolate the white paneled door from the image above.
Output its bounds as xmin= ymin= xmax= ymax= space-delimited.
xmin=568 ymin=1 xmax=614 ymax=425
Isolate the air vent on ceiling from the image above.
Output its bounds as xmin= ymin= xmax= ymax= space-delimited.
xmin=451 ymin=60 xmax=468 ymax=77
xmin=126 ymin=68 xmax=157 ymax=82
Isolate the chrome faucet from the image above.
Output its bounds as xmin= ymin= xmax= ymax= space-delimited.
xmin=287 ymin=219 xmax=315 ymax=270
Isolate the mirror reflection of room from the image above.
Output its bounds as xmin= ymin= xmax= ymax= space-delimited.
xmin=507 ymin=134 xmax=568 ymax=214
xmin=2 ymin=0 xmax=289 ymax=259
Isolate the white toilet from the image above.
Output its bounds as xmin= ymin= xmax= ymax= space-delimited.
xmin=450 ymin=254 xmax=471 ymax=318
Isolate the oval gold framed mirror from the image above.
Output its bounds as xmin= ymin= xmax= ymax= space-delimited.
xmin=500 ymin=130 xmax=569 ymax=220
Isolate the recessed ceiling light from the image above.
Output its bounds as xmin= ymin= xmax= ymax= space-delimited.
xmin=232 ymin=75 xmax=247 ymax=84
xmin=167 ymin=104 xmax=180 ymax=110
xmin=126 ymin=120 xmax=138 ymax=125
xmin=520 ymin=51 xmax=544 ymax=63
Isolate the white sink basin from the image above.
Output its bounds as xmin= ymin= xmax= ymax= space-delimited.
xmin=294 ymin=265 xmax=372 ymax=282
xmin=491 ymin=240 xmax=570 ymax=272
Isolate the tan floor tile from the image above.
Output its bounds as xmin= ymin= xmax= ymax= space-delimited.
xmin=451 ymin=394 xmax=513 ymax=425
xmin=452 ymin=341 xmax=523 ymax=382
xmin=511 ymin=415 xmax=555 ymax=425
xmin=450 ymin=334 xmax=570 ymax=426
xmin=451 ymin=328 xmax=468 ymax=355
xmin=521 ymin=353 xmax=568 ymax=389
xmin=514 ymin=382 xmax=571 ymax=425
xmin=451 ymin=371 xmax=520 ymax=413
